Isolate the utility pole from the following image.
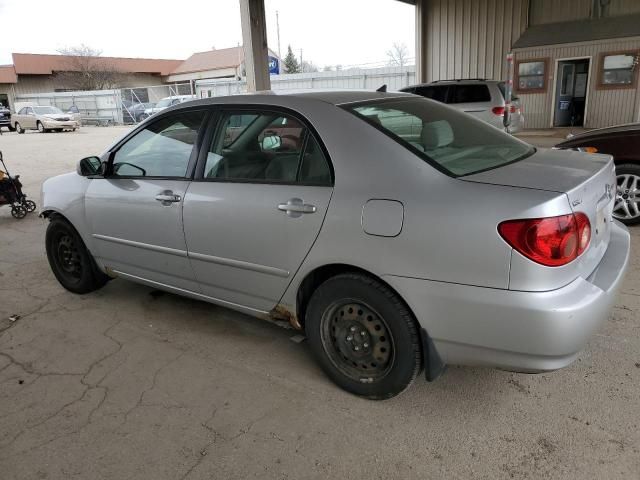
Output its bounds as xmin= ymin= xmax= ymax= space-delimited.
xmin=276 ymin=10 xmax=282 ymax=74
xmin=276 ymin=10 xmax=281 ymax=58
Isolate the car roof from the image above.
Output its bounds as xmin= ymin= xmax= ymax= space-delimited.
xmin=406 ymin=79 xmax=501 ymax=87
xmin=183 ymin=90 xmax=415 ymax=108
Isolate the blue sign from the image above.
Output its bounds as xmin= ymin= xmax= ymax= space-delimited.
xmin=268 ymin=56 xmax=279 ymax=75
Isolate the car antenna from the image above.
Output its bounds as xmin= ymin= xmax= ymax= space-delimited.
xmin=376 ymin=84 xmax=387 ymax=92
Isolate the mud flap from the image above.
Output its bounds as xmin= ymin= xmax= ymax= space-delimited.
xmin=420 ymin=328 xmax=446 ymax=381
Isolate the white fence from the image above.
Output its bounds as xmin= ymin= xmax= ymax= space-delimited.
xmin=195 ymin=66 xmax=416 ymax=98
xmin=14 ymin=89 xmax=123 ymax=125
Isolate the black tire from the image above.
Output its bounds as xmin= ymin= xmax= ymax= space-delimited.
xmin=37 ymin=121 xmax=45 ymax=133
xmin=15 ymin=123 xmax=24 ymax=134
xmin=305 ymin=273 xmax=422 ymax=399
xmin=8 ymin=125 xmax=15 ymax=132
xmin=11 ymin=205 xmax=27 ymax=219
xmin=614 ymin=163 xmax=640 ymax=226
xmin=45 ymin=217 xmax=110 ymax=294
xmin=23 ymin=200 xmax=37 ymax=212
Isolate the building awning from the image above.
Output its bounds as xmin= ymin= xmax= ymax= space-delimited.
xmin=513 ymin=14 xmax=640 ymax=49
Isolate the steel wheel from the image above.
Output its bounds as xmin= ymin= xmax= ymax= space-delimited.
xmin=45 ymin=217 xmax=111 ymax=293
xmin=15 ymin=122 xmax=24 ymax=134
xmin=10 ymin=205 xmax=27 ymax=219
xmin=37 ymin=121 xmax=45 ymax=133
xmin=320 ymin=300 xmax=394 ymax=381
xmin=52 ymin=233 xmax=83 ymax=281
xmin=613 ymin=172 xmax=640 ymax=222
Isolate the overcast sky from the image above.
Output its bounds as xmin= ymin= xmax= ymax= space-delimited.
xmin=0 ymin=0 xmax=415 ymax=68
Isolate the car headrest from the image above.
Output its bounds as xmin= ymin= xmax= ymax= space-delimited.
xmin=421 ymin=120 xmax=454 ymax=149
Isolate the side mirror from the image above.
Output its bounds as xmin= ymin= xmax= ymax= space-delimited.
xmin=77 ymin=156 xmax=103 ymax=177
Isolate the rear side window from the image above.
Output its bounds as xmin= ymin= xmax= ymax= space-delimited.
xmin=414 ymin=86 xmax=448 ymax=103
xmin=497 ymin=82 xmax=519 ymax=101
xmin=345 ymin=98 xmax=533 ymax=177
xmin=449 ymin=85 xmax=491 ymax=104
xmin=204 ymin=110 xmax=332 ymax=185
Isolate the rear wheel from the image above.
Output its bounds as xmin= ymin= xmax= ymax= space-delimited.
xmin=23 ymin=200 xmax=37 ymax=212
xmin=305 ymin=273 xmax=422 ymax=399
xmin=37 ymin=121 xmax=45 ymax=133
xmin=15 ymin=123 xmax=24 ymax=134
xmin=613 ymin=164 xmax=640 ymax=225
xmin=45 ymin=217 xmax=110 ymax=293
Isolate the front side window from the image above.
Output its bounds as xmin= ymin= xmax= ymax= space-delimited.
xmin=18 ymin=107 xmax=27 ymax=115
xmin=203 ymin=110 xmax=331 ymax=185
xmin=600 ymin=52 xmax=638 ymax=87
xmin=345 ymin=98 xmax=534 ymax=177
xmin=516 ymin=60 xmax=547 ymax=91
xmin=112 ymin=110 xmax=205 ymax=177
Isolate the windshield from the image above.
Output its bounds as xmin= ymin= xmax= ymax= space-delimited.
xmin=33 ymin=106 xmax=63 ymax=115
xmin=156 ymin=99 xmax=173 ymax=108
xmin=345 ymin=98 xmax=534 ymax=177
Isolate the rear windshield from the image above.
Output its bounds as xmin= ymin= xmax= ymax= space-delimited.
xmin=344 ymin=98 xmax=534 ymax=177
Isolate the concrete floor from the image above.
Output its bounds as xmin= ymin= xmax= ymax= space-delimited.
xmin=0 ymin=127 xmax=639 ymax=479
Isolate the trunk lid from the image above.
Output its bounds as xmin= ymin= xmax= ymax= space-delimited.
xmin=462 ymin=148 xmax=617 ymax=287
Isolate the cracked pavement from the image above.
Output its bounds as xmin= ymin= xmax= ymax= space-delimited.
xmin=1 ymin=127 xmax=639 ymax=479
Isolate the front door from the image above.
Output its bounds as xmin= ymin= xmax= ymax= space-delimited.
xmin=24 ymin=107 xmax=37 ymax=129
xmin=182 ymin=109 xmax=334 ymax=312
xmin=85 ymin=109 xmax=208 ymax=291
xmin=554 ymin=59 xmax=590 ymax=127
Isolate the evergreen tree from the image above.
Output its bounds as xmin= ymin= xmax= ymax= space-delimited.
xmin=283 ymin=45 xmax=300 ymax=73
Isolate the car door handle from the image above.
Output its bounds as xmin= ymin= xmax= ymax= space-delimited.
xmin=155 ymin=192 xmax=181 ymax=204
xmin=278 ymin=198 xmax=317 ymax=217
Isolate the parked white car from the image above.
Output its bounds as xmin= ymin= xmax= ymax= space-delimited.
xmin=12 ymin=105 xmax=79 ymax=133
xmin=141 ymin=95 xmax=196 ymax=119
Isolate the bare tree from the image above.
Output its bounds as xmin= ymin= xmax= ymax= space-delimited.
xmin=301 ymin=60 xmax=319 ymax=73
xmin=386 ymin=42 xmax=409 ymax=67
xmin=55 ymin=45 xmax=122 ymax=91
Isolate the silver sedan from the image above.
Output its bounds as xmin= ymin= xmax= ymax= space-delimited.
xmin=41 ymin=91 xmax=630 ymax=399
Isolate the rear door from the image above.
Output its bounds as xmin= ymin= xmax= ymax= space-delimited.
xmin=448 ymin=84 xmax=495 ymax=125
xmin=182 ymin=107 xmax=334 ymax=312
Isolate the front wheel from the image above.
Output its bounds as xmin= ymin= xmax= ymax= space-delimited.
xmin=15 ymin=123 xmax=24 ymax=134
xmin=45 ymin=217 xmax=110 ymax=293
xmin=37 ymin=121 xmax=45 ymax=133
xmin=613 ymin=163 xmax=640 ymax=225
xmin=11 ymin=205 xmax=27 ymax=219
xmin=305 ymin=273 xmax=422 ymax=399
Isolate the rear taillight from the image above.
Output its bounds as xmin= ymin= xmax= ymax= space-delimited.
xmin=498 ymin=213 xmax=591 ymax=267
xmin=492 ymin=106 xmax=518 ymax=116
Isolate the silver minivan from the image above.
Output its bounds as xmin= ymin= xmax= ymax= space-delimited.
xmin=400 ymin=79 xmax=525 ymax=133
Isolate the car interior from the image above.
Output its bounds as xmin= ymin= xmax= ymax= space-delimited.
xmin=205 ymin=112 xmax=331 ymax=185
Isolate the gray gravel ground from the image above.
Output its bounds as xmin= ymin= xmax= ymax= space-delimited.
xmin=0 ymin=127 xmax=639 ymax=479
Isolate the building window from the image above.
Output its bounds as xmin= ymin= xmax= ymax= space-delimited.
xmin=598 ymin=51 xmax=639 ymax=88
xmin=516 ymin=59 xmax=547 ymax=92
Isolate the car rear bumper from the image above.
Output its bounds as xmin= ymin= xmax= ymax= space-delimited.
xmin=384 ymin=220 xmax=630 ymax=372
